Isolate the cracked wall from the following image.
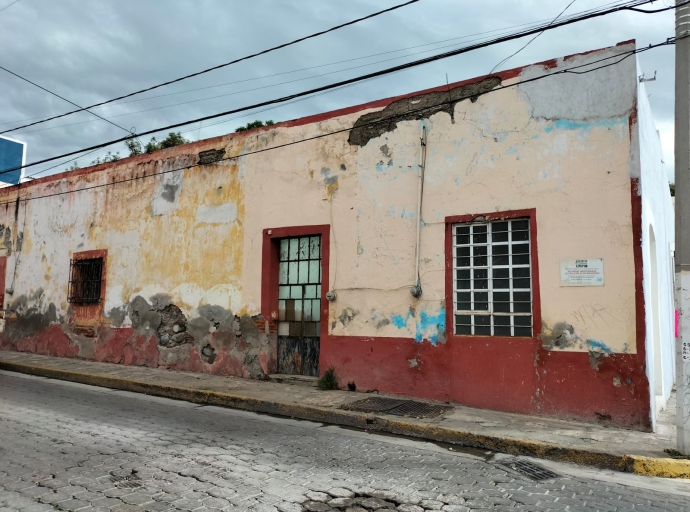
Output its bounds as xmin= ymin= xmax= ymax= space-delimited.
xmin=0 ymin=44 xmax=640 ymax=356
xmin=0 ymin=42 xmax=659 ymax=428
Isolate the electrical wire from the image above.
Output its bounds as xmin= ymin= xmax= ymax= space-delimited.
xmin=24 ymin=73 xmax=386 ymax=179
xmin=0 ymin=0 xmax=19 ymax=13
xmin=0 ymin=0 xmax=673 ymax=178
xmin=0 ymin=66 xmax=143 ymax=146
xmin=0 ymin=0 xmax=419 ymax=135
xmin=0 ymin=4 xmax=623 ymax=128
xmin=0 ymin=40 xmax=672 ymax=208
xmin=490 ymin=0 xmax=578 ymax=73
xmin=11 ymin=45 xmax=479 ymax=136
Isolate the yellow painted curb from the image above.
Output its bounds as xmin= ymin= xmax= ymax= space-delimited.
xmin=2 ymin=360 xmax=689 ymax=479
xmin=628 ymin=455 xmax=690 ymax=479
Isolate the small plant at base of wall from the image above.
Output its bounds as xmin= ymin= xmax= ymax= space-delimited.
xmin=317 ymin=367 xmax=339 ymax=390
xmin=664 ymin=448 xmax=690 ymax=460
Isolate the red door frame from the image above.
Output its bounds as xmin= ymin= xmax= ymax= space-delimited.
xmin=261 ymin=225 xmax=331 ymax=373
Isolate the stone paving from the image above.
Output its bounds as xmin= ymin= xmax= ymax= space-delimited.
xmin=0 ymin=351 xmax=678 ymax=461
xmin=0 ymin=371 xmax=687 ymax=512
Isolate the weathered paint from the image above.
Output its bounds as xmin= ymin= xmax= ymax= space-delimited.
xmin=0 ymin=41 xmax=673 ymax=431
xmin=635 ymin=63 xmax=676 ymax=426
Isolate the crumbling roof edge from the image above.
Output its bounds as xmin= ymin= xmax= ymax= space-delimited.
xmin=4 ymin=39 xmax=636 ymax=196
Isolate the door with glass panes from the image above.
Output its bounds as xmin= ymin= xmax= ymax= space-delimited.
xmin=277 ymin=236 xmax=322 ymax=376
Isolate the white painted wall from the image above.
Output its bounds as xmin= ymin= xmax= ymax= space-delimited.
xmin=637 ymin=68 xmax=676 ymax=428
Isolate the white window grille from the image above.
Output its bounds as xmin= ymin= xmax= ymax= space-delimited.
xmin=453 ymin=218 xmax=533 ymax=337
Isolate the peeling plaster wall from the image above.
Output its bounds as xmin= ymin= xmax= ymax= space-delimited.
xmin=636 ymin=72 xmax=676 ymax=426
xmin=0 ymin=146 xmax=275 ymax=380
xmin=0 ymin=42 xmax=663 ymax=429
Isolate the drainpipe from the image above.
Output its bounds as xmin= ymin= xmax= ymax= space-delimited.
xmin=410 ymin=120 xmax=427 ymax=299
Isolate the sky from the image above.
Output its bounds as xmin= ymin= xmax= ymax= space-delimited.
xmin=0 ymin=0 xmax=677 ymax=182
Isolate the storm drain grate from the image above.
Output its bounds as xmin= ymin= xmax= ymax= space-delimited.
xmin=499 ymin=459 xmax=560 ymax=481
xmin=342 ymin=397 xmax=452 ymax=418
xmin=343 ymin=397 xmax=406 ymax=413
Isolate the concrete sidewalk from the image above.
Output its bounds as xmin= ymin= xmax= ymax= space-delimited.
xmin=1 ymin=350 xmax=688 ymax=479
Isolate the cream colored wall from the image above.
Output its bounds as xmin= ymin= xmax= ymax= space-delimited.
xmin=1 ymin=43 xmax=639 ymax=354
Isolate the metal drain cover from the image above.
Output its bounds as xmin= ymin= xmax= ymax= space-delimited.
xmin=343 ymin=397 xmax=406 ymax=412
xmin=342 ymin=396 xmax=452 ymax=418
xmin=499 ymin=459 xmax=560 ymax=481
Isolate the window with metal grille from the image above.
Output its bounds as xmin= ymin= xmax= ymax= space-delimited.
xmin=68 ymin=258 xmax=104 ymax=304
xmin=453 ymin=219 xmax=532 ymax=337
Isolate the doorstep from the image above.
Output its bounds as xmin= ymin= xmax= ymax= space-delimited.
xmin=0 ymin=350 xmax=688 ymax=479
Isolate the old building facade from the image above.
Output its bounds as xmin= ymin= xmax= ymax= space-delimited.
xmin=0 ymin=41 xmax=675 ymax=431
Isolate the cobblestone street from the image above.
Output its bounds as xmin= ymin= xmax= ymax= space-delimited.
xmin=0 ymin=371 xmax=688 ymax=512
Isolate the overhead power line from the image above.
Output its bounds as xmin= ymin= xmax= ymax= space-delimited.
xmin=12 ymin=38 xmax=512 ymax=136
xmin=490 ymin=0 xmax=578 ymax=73
xmin=24 ymin=74 xmax=389 ymax=179
xmin=0 ymin=0 xmax=675 ymax=177
xmin=0 ymin=1 xmax=628 ymax=129
xmin=0 ymin=39 xmax=673 ymax=204
xmin=0 ymin=0 xmax=20 ymax=13
xmin=0 ymin=65 xmax=141 ymax=142
xmin=0 ymin=0 xmax=419 ymax=135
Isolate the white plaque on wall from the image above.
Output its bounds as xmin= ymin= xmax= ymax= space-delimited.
xmin=560 ymin=259 xmax=604 ymax=287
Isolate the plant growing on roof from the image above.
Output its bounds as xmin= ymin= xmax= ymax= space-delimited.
xmin=125 ymin=132 xmax=190 ymax=156
xmin=91 ymin=151 xmax=120 ymax=165
xmin=235 ymin=120 xmax=275 ymax=132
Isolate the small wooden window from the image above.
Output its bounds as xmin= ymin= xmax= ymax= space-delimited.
xmin=68 ymin=258 xmax=104 ymax=304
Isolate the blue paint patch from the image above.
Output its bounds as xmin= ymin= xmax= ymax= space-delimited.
xmin=388 ymin=308 xmax=446 ymax=345
xmin=544 ymin=118 xmax=626 ymax=133
xmin=455 ymin=177 xmax=460 ymax=185
xmin=390 ymin=313 xmax=410 ymax=329
xmin=586 ymin=339 xmax=612 ymax=354
xmin=400 ymin=209 xmax=414 ymax=220
xmin=414 ymin=309 xmax=446 ymax=345
xmin=505 ymin=145 xmax=518 ymax=155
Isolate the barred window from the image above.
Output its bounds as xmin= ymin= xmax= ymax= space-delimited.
xmin=68 ymin=258 xmax=104 ymax=304
xmin=453 ymin=219 xmax=532 ymax=337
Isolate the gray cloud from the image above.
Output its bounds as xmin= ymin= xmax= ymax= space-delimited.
xmin=0 ymin=0 xmax=676 ymax=180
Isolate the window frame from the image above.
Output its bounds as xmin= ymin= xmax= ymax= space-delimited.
xmin=445 ymin=209 xmax=541 ymax=342
xmin=68 ymin=257 xmax=104 ymax=305
xmin=69 ymin=249 xmax=107 ymax=320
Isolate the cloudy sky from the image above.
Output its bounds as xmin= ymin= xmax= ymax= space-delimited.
xmin=0 ymin=0 xmax=677 ymax=181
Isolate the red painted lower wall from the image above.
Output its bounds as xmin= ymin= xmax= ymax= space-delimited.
xmin=0 ymin=323 xmax=651 ymax=430
xmin=0 ymin=324 xmax=276 ymax=380
xmin=321 ymin=335 xmax=650 ymax=430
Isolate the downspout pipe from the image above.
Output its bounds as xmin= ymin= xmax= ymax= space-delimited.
xmin=411 ymin=120 xmax=427 ymax=298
